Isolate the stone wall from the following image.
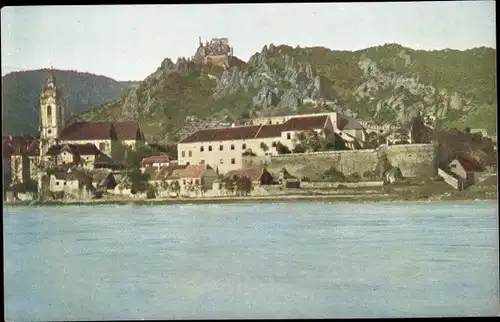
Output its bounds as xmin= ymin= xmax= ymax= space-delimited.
xmin=243 ymin=143 xmax=436 ymax=180
xmin=385 ymin=144 xmax=436 ymax=177
xmin=244 ymin=150 xmax=379 ymax=180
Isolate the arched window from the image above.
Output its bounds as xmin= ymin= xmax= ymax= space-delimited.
xmin=47 ymin=105 xmax=52 ymax=121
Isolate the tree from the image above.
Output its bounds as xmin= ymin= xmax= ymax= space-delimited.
xmin=260 ymin=142 xmax=269 ymax=153
xmin=239 ymin=176 xmax=253 ymax=196
xmin=160 ymin=180 xmax=170 ymax=196
xmin=118 ymin=175 xmax=132 ymax=191
xmin=171 ymin=180 xmax=181 ymax=197
xmin=223 ymin=176 xmax=235 ymax=195
xmin=242 ymin=149 xmax=257 ymax=156
xmin=276 ymin=142 xmax=291 ymax=154
xmin=294 ymin=130 xmax=323 ymax=152
xmin=197 ymin=178 xmax=206 ymax=197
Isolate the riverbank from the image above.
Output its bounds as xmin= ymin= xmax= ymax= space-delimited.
xmin=3 ymin=189 xmax=497 ymax=207
xmin=4 ymin=176 xmax=497 ymax=207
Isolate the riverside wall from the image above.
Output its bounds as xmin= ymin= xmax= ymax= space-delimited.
xmin=243 ymin=144 xmax=436 ymax=180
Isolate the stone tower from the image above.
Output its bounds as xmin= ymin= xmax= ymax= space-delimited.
xmin=39 ymin=69 xmax=65 ymax=156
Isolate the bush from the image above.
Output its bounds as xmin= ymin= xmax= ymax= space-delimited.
xmin=146 ymin=189 xmax=156 ymax=199
xmin=242 ymin=149 xmax=257 ymax=156
xmin=322 ymin=166 xmax=345 ymax=182
xmin=346 ymin=172 xmax=361 ymax=182
xmin=362 ymin=170 xmax=378 ymax=180
xmin=276 ymin=142 xmax=291 ymax=154
xmin=292 ymin=145 xmax=306 ymax=153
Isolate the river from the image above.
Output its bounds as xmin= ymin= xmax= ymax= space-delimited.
xmin=4 ymin=201 xmax=499 ymax=319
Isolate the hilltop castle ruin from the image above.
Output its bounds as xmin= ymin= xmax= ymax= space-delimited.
xmin=193 ymin=37 xmax=234 ymax=68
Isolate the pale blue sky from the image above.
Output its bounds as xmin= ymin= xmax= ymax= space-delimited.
xmin=1 ymin=2 xmax=496 ymax=81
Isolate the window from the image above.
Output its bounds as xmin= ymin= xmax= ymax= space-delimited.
xmin=242 ymin=143 xmax=246 ymax=150
xmin=47 ymin=105 xmax=52 ymax=120
xmin=219 ymin=145 xmax=224 ymax=151
xmin=64 ymin=182 xmax=67 ymax=185
xmin=230 ymin=144 xmax=235 ymax=150
xmin=188 ymin=150 xmax=192 ymax=157
xmin=200 ymin=146 xmax=204 ymax=152
xmin=186 ymin=162 xmax=190 ymax=165
xmin=195 ymin=179 xmax=199 ymax=185
xmin=200 ymin=160 xmax=205 ymax=164
xmin=272 ymin=142 xmax=277 ymax=147
xmin=231 ymin=158 xmax=236 ymax=164
xmin=56 ymin=181 xmax=60 ymax=185
xmin=183 ymin=180 xmax=186 ymax=185
xmin=208 ymin=145 xmax=212 ymax=151
xmin=181 ymin=151 xmax=185 ymax=157
xmin=99 ymin=142 xmax=106 ymax=151
xmin=220 ymin=158 xmax=224 ymax=164
xmin=287 ymin=133 xmax=291 ymax=140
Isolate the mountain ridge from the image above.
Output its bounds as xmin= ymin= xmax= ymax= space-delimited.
xmin=2 ymin=69 xmax=138 ymax=136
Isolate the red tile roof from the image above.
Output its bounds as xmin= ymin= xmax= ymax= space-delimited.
xmin=58 ymin=121 xmax=144 ymax=141
xmin=114 ymin=121 xmax=144 ymax=141
xmin=141 ymin=155 xmax=170 ymax=165
xmin=180 ymin=125 xmax=262 ymax=143
xmin=59 ymin=122 xmax=117 ymax=140
xmin=180 ymin=116 xmax=331 ymax=144
xmin=225 ymin=166 xmax=270 ymax=182
xmin=254 ymin=124 xmax=282 ymax=139
xmin=280 ymin=115 xmax=329 ymax=132
xmin=170 ymin=164 xmax=213 ymax=179
xmin=144 ymin=164 xmax=184 ymax=181
xmin=455 ymin=155 xmax=485 ymax=172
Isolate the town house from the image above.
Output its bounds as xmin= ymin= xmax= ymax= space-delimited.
xmin=177 ymin=114 xmax=335 ymax=173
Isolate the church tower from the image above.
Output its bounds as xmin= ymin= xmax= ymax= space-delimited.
xmin=39 ymin=69 xmax=65 ymax=155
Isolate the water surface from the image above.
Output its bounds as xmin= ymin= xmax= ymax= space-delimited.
xmin=4 ymin=201 xmax=499 ymax=319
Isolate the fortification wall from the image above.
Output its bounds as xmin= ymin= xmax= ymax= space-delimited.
xmin=243 ymin=143 xmax=437 ymax=180
xmin=244 ymin=150 xmax=379 ymax=180
xmin=385 ymin=144 xmax=436 ymax=177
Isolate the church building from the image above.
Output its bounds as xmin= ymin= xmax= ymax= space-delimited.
xmin=3 ymin=69 xmax=145 ymax=191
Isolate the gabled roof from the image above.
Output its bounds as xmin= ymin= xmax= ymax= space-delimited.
xmin=339 ymin=117 xmax=364 ymax=130
xmin=51 ymin=170 xmax=67 ymax=180
xmin=170 ymin=164 xmax=213 ymax=179
xmin=180 ymin=125 xmax=262 ymax=144
xmin=89 ymin=169 xmax=113 ymax=186
xmin=280 ymin=115 xmax=329 ymax=132
xmin=453 ymin=155 xmax=485 ymax=172
xmin=141 ymin=155 xmax=170 ymax=165
xmin=93 ymin=153 xmax=117 ymax=165
xmin=46 ymin=143 xmax=100 ymax=156
xmin=144 ymin=165 xmax=181 ymax=181
xmin=114 ymin=121 xmax=144 ymax=141
xmin=254 ymin=124 xmax=282 ymax=139
xmin=180 ymin=115 xmax=331 ymax=144
xmin=225 ymin=166 xmax=270 ymax=182
xmin=59 ymin=122 xmax=118 ymax=140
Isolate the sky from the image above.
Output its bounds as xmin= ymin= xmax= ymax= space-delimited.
xmin=1 ymin=2 xmax=496 ymax=81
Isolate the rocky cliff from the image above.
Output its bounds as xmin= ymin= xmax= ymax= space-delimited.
xmin=76 ymin=43 xmax=496 ymax=143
